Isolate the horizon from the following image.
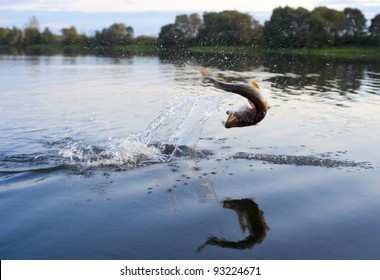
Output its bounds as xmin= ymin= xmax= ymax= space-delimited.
xmin=0 ymin=0 xmax=379 ymax=36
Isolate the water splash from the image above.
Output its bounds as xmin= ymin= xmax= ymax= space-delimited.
xmin=0 ymin=94 xmax=222 ymax=173
xmin=57 ymin=95 xmax=222 ymax=170
xmin=138 ymin=95 xmax=222 ymax=156
xmin=57 ymin=137 xmax=165 ymax=168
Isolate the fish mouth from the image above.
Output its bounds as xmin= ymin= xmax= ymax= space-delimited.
xmin=225 ymin=111 xmax=239 ymax=128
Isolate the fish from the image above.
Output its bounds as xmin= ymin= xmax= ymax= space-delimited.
xmin=202 ymin=70 xmax=270 ymax=128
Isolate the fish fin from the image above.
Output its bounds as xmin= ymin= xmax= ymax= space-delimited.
xmin=250 ymin=80 xmax=260 ymax=89
xmin=200 ymin=68 xmax=211 ymax=78
xmin=201 ymin=68 xmax=226 ymax=85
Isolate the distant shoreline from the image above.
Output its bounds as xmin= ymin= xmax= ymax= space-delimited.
xmin=1 ymin=44 xmax=380 ymax=60
xmin=0 ymin=44 xmax=159 ymax=56
xmin=188 ymin=46 xmax=380 ymax=59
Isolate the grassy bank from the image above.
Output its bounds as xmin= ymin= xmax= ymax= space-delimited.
xmin=0 ymin=44 xmax=159 ymax=56
xmin=270 ymin=47 xmax=380 ymax=59
xmin=188 ymin=46 xmax=380 ymax=59
xmin=2 ymin=44 xmax=379 ymax=59
xmin=113 ymin=44 xmax=158 ymax=55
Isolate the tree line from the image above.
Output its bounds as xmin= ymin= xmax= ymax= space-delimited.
xmin=1 ymin=6 xmax=380 ymax=50
xmin=159 ymin=7 xmax=380 ymax=49
xmin=0 ymin=16 xmax=156 ymax=48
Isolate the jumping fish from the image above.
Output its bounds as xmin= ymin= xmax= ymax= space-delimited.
xmin=202 ymin=70 xmax=270 ymax=128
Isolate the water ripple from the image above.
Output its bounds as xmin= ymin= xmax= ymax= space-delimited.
xmin=232 ymin=152 xmax=373 ymax=169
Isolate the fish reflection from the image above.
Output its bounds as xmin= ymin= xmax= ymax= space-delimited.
xmin=198 ymin=198 xmax=269 ymax=251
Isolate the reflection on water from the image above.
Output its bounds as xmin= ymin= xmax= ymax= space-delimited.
xmin=161 ymin=51 xmax=380 ymax=99
xmin=198 ymin=198 xmax=269 ymax=252
xmin=1 ymin=52 xmax=380 ymax=260
xmin=263 ymin=55 xmax=374 ymax=99
xmin=190 ymin=53 xmax=262 ymax=71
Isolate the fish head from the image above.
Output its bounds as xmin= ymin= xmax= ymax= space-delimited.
xmin=225 ymin=111 xmax=240 ymax=128
xmin=224 ymin=107 xmax=257 ymax=128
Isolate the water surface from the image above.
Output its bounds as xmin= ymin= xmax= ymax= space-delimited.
xmin=1 ymin=53 xmax=380 ymax=259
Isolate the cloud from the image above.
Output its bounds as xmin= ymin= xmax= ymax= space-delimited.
xmin=0 ymin=0 xmax=318 ymax=13
xmin=1 ymin=0 xmax=377 ymax=15
xmin=318 ymin=0 xmax=380 ymax=6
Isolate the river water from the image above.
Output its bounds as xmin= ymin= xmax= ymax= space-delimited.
xmin=1 ymin=52 xmax=380 ymax=259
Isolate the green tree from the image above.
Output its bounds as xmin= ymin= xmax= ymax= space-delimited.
xmin=95 ymin=23 xmax=134 ymax=46
xmin=23 ymin=27 xmax=41 ymax=45
xmin=369 ymin=14 xmax=380 ymax=46
xmin=342 ymin=8 xmax=366 ymax=45
xmin=61 ymin=26 xmax=87 ymax=45
xmin=306 ymin=7 xmax=346 ymax=47
xmin=198 ymin=10 xmax=262 ymax=46
xmin=41 ymin=27 xmax=57 ymax=44
xmin=158 ymin=13 xmax=202 ymax=48
xmin=9 ymin=27 xmax=23 ymax=46
xmin=263 ymin=6 xmax=310 ymax=48
xmin=175 ymin=13 xmax=202 ymax=44
xmin=106 ymin=23 xmax=133 ymax=45
xmin=22 ymin=16 xmax=41 ymax=45
xmin=158 ymin=23 xmax=187 ymax=48
xmin=0 ymin=28 xmax=7 ymax=45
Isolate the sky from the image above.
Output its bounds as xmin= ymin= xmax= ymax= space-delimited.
xmin=0 ymin=0 xmax=379 ymax=36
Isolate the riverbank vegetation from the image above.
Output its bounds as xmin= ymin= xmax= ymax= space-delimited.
xmin=0 ymin=16 xmax=159 ymax=55
xmin=188 ymin=46 xmax=380 ymax=59
xmin=1 ymin=6 xmax=380 ymax=58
